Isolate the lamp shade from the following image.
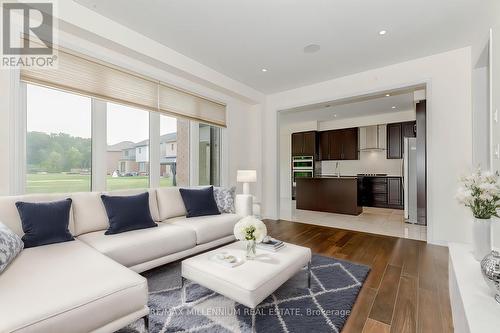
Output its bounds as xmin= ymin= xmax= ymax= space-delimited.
xmin=237 ymin=170 xmax=257 ymax=183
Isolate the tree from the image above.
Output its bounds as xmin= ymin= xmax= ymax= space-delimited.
xmin=27 ymin=132 xmax=91 ymax=173
xmin=65 ymin=147 xmax=83 ymax=170
xmin=42 ymin=151 xmax=63 ymax=173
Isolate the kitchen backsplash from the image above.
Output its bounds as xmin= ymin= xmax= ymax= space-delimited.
xmin=321 ymin=150 xmax=403 ymax=176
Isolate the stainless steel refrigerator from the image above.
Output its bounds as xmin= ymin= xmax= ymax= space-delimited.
xmin=404 ymin=137 xmax=417 ymax=223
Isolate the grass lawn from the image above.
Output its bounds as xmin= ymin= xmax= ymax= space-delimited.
xmin=26 ymin=173 xmax=173 ymax=193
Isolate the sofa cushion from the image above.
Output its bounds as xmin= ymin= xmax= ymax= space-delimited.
xmin=15 ymin=198 xmax=74 ymax=248
xmin=0 ymin=240 xmax=147 ymax=333
xmin=103 ymin=189 xmax=160 ymax=221
xmin=213 ymin=186 xmax=236 ymax=213
xmin=179 ymin=186 xmax=221 ymax=218
xmin=169 ymin=213 xmax=240 ymax=244
xmin=156 ymin=187 xmax=187 ymax=221
xmin=72 ymin=189 xmax=160 ymax=236
xmin=101 ymin=193 xmax=157 ymax=235
xmin=0 ymin=222 xmax=23 ymax=274
xmin=77 ymin=222 xmax=197 ymax=267
xmin=71 ymin=192 xmax=109 ymax=236
xmin=0 ymin=194 xmax=75 ymax=237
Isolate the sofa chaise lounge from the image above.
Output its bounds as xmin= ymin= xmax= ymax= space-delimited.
xmin=0 ymin=187 xmax=241 ymax=333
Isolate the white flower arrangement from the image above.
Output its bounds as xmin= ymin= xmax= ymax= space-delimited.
xmin=233 ymin=216 xmax=267 ymax=243
xmin=457 ymin=168 xmax=500 ymax=219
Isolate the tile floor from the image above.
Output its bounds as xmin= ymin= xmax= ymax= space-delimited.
xmin=279 ymin=198 xmax=427 ymax=241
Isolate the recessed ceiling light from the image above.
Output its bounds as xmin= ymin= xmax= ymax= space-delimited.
xmin=261 ymin=68 xmax=268 ymax=72
xmin=392 ymin=106 xmax=396 ymax=109
xmin=303 ymin=44 xmax=321 ymax=54
xmin=385 ymin=94 xmax=390 ymax=97
xmin=333 ymin=114 xmax=337 ymax=118
xmin=379 ymin=30 xmax=387 ymax=35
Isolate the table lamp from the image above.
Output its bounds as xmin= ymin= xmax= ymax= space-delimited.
xmin=237 ymin=170 xmax=257 ymax=195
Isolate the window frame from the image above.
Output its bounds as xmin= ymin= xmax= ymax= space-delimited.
xmin=18 ymin=83 xmax=226 ymax=194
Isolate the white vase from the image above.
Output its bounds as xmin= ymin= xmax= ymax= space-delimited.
xmin=473 ymin=218 xmax=492 ymax=261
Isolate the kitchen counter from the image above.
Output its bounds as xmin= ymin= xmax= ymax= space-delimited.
xmin=296 ymin=177 xmax=362 ymax=215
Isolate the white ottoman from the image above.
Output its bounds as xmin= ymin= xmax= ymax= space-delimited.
xmin=181 ymin=241 xmax=312 ymax=308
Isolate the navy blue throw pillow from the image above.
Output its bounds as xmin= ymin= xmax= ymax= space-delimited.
xmin=15 ymin=198 xmax=74 ymax=248
xmin=179 ymin=186 xmax=221 ymax=218
xmin=101 ymin=192 xmax=157 ymax=235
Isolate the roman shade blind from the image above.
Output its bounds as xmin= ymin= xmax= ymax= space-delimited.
xmin=20 ymin=44 xmax=227 ymax=127
xmin=158 ymin=83 xmax=226 ymax=127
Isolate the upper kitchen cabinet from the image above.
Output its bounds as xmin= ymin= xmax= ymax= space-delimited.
xmin=318 ymin=128 xmax=358 ymax=160
xmin=387 ymin=121 xmax=416 ymax=159
xmin=386 ymin=123 xmax=402 ymax=159
xmin=402 ymin=121 xmax=417 ymax=138
xmin=341 ymin=128 xmax=359 ymax=160
xmin=291 ymin=131 xmax=317 ymax=156
xmin=319 ymin=131 xmax=331 ymax=160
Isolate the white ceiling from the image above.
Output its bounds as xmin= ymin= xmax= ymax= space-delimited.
xmin=73 ymin=0 xmax=496 ymax=93
xmin=280 ymin=92 xmax=415 ymax=124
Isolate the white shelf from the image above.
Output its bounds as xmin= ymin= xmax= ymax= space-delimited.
xmin=449 ymin=242 xmax=500 ymax=333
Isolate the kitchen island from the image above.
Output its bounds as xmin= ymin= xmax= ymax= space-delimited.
xmin=295 ymin=176 xmax=362 ymax=215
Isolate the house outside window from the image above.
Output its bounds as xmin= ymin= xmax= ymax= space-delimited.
xmin=107 ymin=103 xmax=149 ymax=189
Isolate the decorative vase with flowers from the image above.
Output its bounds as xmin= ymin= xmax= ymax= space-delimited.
xmin=233 ymin=216 xmax=267 ymax=259
xmin=457 ymin=168 xmax=500 ymax=261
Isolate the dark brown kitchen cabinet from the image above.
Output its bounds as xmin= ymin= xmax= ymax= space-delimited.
xmin=291 ymin=131 xmax=317 ymax=156
xmin=330 ymin=130 xmax=343 ymax=160
xmin=387 ymin=177 xmax=403 ymax=207
xmin=341 ymin=128 xmax=358 ymax=160
xmin=387 ymin=121 xmax=416 ymax=159
xmin=318 ymin=128 xmax=358 ymax=160
xmin=319 ymin=131 xmax=330 ymax=160
xmin=292 ymin=133 xmax=303 ymax=155
xmin=302 ymin=132 xmax=317 ymax=156
xmin=359 ymin=176 xmax=403 ymax=209
xmin=387 ymin=123 xmax=402 ymax=159
xmin=402 ymin=121 xmax=416 ymax=138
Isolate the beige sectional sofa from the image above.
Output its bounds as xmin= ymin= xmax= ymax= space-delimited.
xmin=0 ymin=187 xmax=241 ymax=333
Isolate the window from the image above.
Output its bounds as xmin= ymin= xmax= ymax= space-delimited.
xmin=199 ymin=123 xmax=221 ymax=186
xmin=19 ymin=44 xmax=227 ymax=195
xmin=107 ymin=103 xmax=149 ymax=190
xmin=26 ymin=84 xmax=92 ymax=193
xmin=22 ymin=84 xmax=223 ymax=194
xmin=159 ymin=114 xmax=190 ymax=187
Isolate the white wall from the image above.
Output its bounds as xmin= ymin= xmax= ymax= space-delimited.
xmin=472 ymin=66 xmax=490 ymax=168
xmin=317 ymin=110 xmax=415 ymax=131
xmin=226 ymin=102 xmax=262 ymax=200
xmin=264 ymin=47 xmax=473 ymax=246
xmin=321 ymin=150 xmax=403 ymax=177
xmin=0 ymin=8 xmax=263 ymax=199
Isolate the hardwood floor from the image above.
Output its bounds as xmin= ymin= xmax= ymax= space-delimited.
xmin=264 ymin=219 xmax=453 ymax=333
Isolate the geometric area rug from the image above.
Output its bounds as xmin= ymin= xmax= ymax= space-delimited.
xmin=117 ymin=254 xmax=370 ymax=333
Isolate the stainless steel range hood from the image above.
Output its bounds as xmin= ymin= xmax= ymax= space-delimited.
xmin=359 ymin=125 xmax=385 ymax=151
